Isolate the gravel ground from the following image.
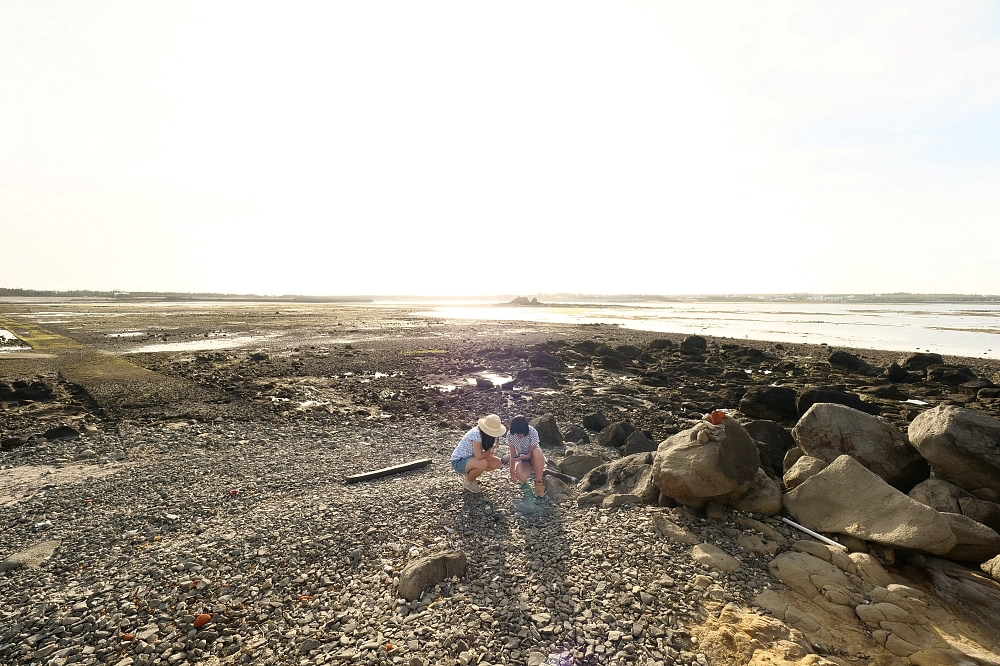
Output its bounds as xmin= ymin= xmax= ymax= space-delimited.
xmin=0 ymin=415 xmax=804 ymax=666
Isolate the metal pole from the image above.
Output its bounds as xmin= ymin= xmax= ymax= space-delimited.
xmin=781 ymin=517 xmax=849 ymax=551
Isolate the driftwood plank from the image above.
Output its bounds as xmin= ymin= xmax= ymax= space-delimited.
xmin=344 ymin=458 xmax=432 ymax=484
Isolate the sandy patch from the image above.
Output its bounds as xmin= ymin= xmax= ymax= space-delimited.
xmin=0 ymin=463 xmax=123 ymax=506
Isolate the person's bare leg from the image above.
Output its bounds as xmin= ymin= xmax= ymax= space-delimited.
xmin=514 ymin=461 xmax=532 ymax=483
xmin=466 ymin=457 xmax=501 ymax=481
xmin=465 ymin=457 xmax=488 ymax=481
xmin=529 ymin=447 xmax=546 ymax=483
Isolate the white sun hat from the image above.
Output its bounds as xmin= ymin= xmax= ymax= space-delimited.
xmin=477 ymin=414 xmax=507 ymax=437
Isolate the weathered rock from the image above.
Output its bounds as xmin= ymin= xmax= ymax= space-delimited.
xmin=782 ymin=447 xmax=804 ymax=474
xmin=582 ymin=412 xmax=609 ymax=431
xmin=515 ymin=367 xmax=556 ymax=388
xmin=783 ymin=455 xmax=957 ymax=555
xmin=982 ymin=554 xmax=1000 ymax=582
xmin=529 ymin=414 xmax=563 ymax=447
xmin=0 ymin=540 xmax=61 ymax=572
xmin=597 ymin=422 xmax=635 ymax=448
xmin=959 ymin=496 xmax=1000 ymax=533
xmin=885 ymin=362 xmax=910 ymax=382
xmin=577 ymin=491 xmax=607 ymax=508
xmin=647 ymin=338 xmax=675 ymax=351
xmin=768 ymin=551 xmax=858 ymax=612
xmin=704 ymin=601 xmax=836 ymax=665
xmin=543 ymin=475 xmax=575 ymax=500
xmin=397 ymin=551 xmax=467 ymax=600
xmin=940 ymin=513 xmax=1000 ymax=563
xmin=578 ymin=453 xmax=658 ymax=504
xmin=739 ymin=386 xmax=798 ymax=422
xmin=727 ymin=468 xmax=782 ymax=515
xmin=792 ymin=403 xmax=927 ymax=490
xmin=561 ymin=425 xmax=589 ymax=445
xmin=924 ymin=556 xmax=1000 ymax=633
xmin=828 ymin=350 xmax=867 ymax=372
xmin=558 ymin=454 xmax=604 ymax=480
xmin=43 ymin=425 xmax=80 ymax=440
xmin=782 ymin=456 xmax=827 ymax=490
xmin=796 ymin=386 xmax=881 ymax=416
xmin=690 ymin=543 xmax=740 ymax=572
xmin=679 ymin=335 xmax=707 ymax=354
xmin=744 ymin=420 xmax=795 ymax=477
xmin=528 ymin=351 xmax=563 ymax=370
xmin=909 ymin=406 xmax=1000 ymax=501
xmin=959 ymin=378 xmax=996 ymax=395
xmin=0 ymin=379 xmax=53 ymax=402
xmin=652 ymin=416 xmax=759 ymax=501
xmin=651 ymin=513 xmax=699 ymax=544
xmin=602 ymin=493 xmax=641 ymax=508
xmin=908 ymin=479 xmax=970 ymax=514
xmin=926 ymin=364 xmax=978 ymax=386
xmin=621 ymin=430 xmax=657 ymax=457
xmin=899 ymin=352 xmax=943 ymax=371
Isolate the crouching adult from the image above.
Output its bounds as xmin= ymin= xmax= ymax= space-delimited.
xmin=450 ymin=414 xmax=505 ymax=493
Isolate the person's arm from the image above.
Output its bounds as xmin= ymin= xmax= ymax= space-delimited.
xmin=473 ymin=439 xmax=491 ymax=460
xmin=508 ymin=444 xmax=517 ymax=479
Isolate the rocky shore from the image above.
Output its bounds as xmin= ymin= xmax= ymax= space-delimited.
xmin=2 ymin=302 xmax=1000 ymax=666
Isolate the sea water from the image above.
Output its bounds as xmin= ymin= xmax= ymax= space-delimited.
xmin=409 ymin=301 xmax=1000 ymax=360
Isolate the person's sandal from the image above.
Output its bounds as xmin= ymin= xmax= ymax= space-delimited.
xmin=463 ymin=478 xmax=483 ymax=494
xmin=534 ymin=480 xmax=545 ymax=498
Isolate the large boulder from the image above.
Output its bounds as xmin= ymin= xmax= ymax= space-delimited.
xmin=940 ymin=513 xmax=1000 ymax=563
xmin=782 ymin=456 xmax=828 ymax=490
xmin=782 ymin=455 xmax=957 ymax=555
xmin=739 ymin=386 xmax=798 ymax=422
xmin=744 ymin=420 xmax=795 ymax=477
xmin=828 ymin=350 xmax=867 ymax=372
xmin=562 ymin=425 xmax=589 ymax=445
xmin=899 ymin=352 xmax=943 ymax=372
xmin=558 ymin=455 xmax=604 ymax=480
xmin=679 ymin=335 xmax=707 ymax=355
xmin=725 ymin=468 xmax=782 ymax=515
xmin=621 ymin=430 xmax=657 ymax=457
xmin=529 ymin=414 xmax=563 ymax=447
xmin=908 ymin=479 xmax=970 ymax=514
xmin=397 ymin=551 xmax=467 ymax=600
xmin=578 ymin=453 xmax=659 ymax=504
xmin=652 ymin=416 xmax=759 ymax=501
xmin=597 ymin=422 xmax=636 ymax=448
xmin=908 ymin=406 xmax=1000 ymax=501
xmin=910 ymin=479 xmax=1000 ymax=532
xmin=795 ymin=387 xmax=881 ymax=417
xmin=582 ymin=412 xmax=609 ymax=432
xmin=925 ymin=364 xmax=978 ymax=386
xmin=959 ymin=496 xmax=1000 ymax=533
xmin=792 ymin=403 xmax=927 ymax=490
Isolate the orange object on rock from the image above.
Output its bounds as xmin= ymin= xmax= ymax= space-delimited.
xmin=710 ymin=410 xmax=726 ymax=425
xmin=193 ymin=613 xmax=212 ymax=628
xmin=121 ymin=634 xmax=134 ymax=641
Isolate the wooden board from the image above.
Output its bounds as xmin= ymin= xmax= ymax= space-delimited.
xmin=344 ymin=458 xmax=432 ymax=484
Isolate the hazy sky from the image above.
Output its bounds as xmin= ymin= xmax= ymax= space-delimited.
xmin=2 ymin=1 xmax=999 ymax=296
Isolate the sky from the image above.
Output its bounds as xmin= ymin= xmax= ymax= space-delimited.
xmin=2 ymin=1 xmax=999 ymax=296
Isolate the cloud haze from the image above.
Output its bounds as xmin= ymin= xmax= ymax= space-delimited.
xmin=2 ymin=1 xmax=999 ymax=295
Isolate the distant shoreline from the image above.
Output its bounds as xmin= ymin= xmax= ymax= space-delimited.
xmin=2 ymin=288 xmax=1000 ymax=305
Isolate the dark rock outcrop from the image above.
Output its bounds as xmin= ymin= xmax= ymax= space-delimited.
xmin=739 ymin=386 xmax=798 ymax=422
